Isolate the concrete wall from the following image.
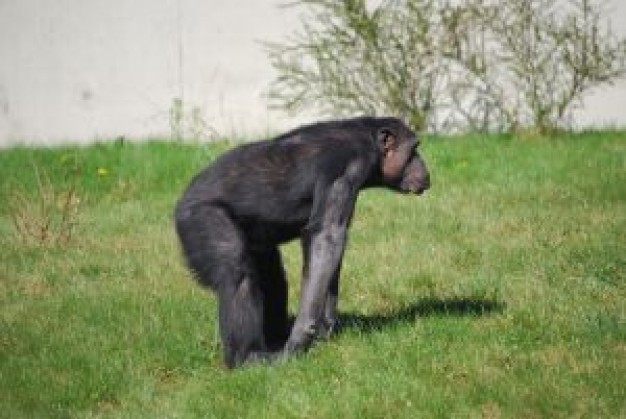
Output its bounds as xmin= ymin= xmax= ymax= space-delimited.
xmin=1 ymin=0 xmax=625 ymax=147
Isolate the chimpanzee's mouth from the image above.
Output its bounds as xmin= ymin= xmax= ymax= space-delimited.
xmin=400 ymin=179 xmax=430 ymax=195
xmin=408 ymin=183 xmax=429 ymax=195
xmin=400 ymin=186 xmax=427 ymax=195
xmin=414 ymin=180 xmax=431 ymax=195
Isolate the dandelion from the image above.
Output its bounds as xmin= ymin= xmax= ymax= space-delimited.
xmin=97 ymin=167 xmax=109 ymax=176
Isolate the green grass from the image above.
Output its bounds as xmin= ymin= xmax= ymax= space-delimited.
xmin=1 ymin=132 xmax=624 ymax=418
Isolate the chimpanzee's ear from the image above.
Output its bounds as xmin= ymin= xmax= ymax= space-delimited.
xmin=377 ymin=128 xmax=397 ymax=154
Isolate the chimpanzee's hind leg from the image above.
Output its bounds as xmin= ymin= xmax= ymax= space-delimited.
xmin=175 ymin=203 xmax=281 ymax=368
xmin=253 ymin=247 xmax=290 ymax=350
xmin=217 ymin=266 xmax=269 ymax=368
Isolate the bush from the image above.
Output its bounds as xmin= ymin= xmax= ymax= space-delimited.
xmin=266 ymin=0 xmax=626 ymax=133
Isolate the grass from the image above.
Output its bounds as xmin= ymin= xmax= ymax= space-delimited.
xmin=0 ymin=132 xmax=624 ymax=418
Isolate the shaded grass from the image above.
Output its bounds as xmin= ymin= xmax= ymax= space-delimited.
xmin=0 ymin=132 xmax=624 ymax=418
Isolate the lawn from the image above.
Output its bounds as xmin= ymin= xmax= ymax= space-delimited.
xmin=1 ymin=132 xmax=624 ymax=418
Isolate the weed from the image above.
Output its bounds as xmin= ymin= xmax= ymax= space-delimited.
xmin=8 ymin=163 xmax=81 ymax=246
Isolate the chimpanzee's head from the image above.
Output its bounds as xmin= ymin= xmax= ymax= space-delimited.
xmin=376 ymin=119 xmax=430 ymax=195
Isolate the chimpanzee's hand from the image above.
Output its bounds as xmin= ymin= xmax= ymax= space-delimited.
xmin=317 ymin=315 xmax=340 ymax=339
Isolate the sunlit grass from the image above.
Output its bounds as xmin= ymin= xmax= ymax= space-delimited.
xmin=1 ymin=132 xmax=624 ymax=418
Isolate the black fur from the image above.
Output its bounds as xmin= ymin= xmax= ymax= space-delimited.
xmin=174 ymin=116 xmax=429 ymax=368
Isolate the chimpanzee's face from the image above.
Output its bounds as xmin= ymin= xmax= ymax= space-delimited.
xmin=378 ymin=124 xmax=430 ymax=195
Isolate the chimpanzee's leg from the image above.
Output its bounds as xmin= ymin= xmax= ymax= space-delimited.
xmin=216 ymin=266 xmax=261 ymax=367
xmin=217 ymin=262 xmax=287 ymax=367
xmin=253 ymin=247 xmax=290 ymax=350
xmin=175 ymin=203 xmax=279 ymax=368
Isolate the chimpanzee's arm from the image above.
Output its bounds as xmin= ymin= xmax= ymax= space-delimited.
xmin=285 ymin=162 xmax=363 ymax=353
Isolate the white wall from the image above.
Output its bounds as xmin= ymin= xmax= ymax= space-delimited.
xmin=0 ymin=0 xmax=625 ymax=147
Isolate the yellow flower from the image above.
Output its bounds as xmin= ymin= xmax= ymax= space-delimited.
xmin=97 ymin=167 xmax=109 ymax=176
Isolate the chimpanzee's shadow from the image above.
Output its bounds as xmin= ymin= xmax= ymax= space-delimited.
xmin=336 ymin=297 xmax=505 ymax=335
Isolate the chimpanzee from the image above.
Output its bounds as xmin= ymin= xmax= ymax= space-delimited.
xmin=174 ymin=116 xmax=430 ymax=368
